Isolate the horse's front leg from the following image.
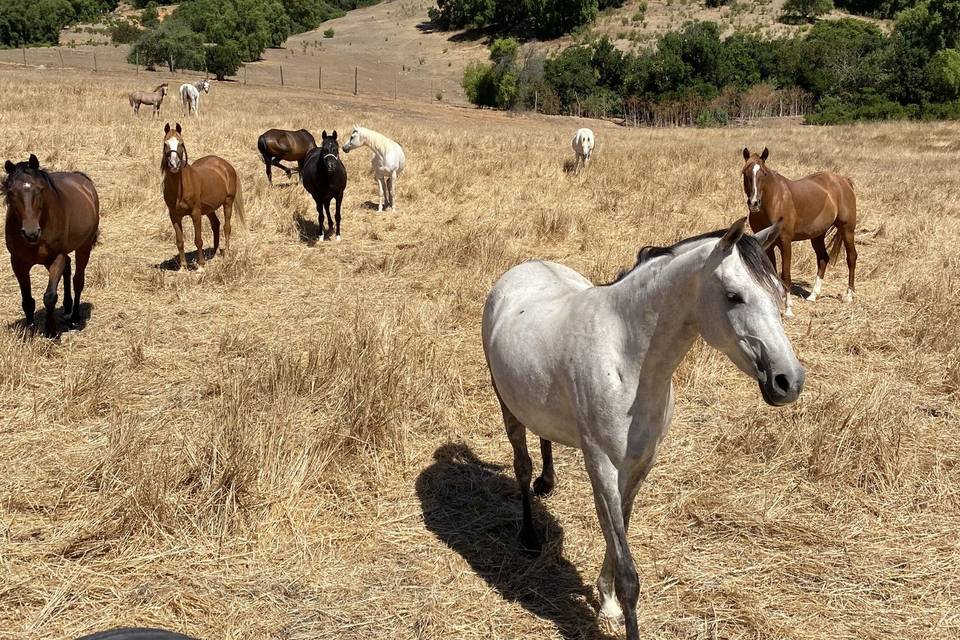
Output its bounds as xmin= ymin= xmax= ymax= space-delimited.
xmin=334 ymin=192 xmax=342 ymax=241
xmin=62 ymin=254 xmax=73 ymax=315
xmin=388 ymin=171 xmax=398 ymax=211
xmin=191 ymin=210 xmax=206 ymax=270
xmin=323 ymin=198 xmax=334 ymax=241
xmin=376 ymin=175 xmax=385 ymax=212
xmin=42 ymin=254 xmax=68 ymax=336
xmin=780 ymin=238 xmax=794 ymax=317
xmin=583 ymin=443 xmax=641 ymax=640
xmin=170 ymin=213 xmax=188 ymax=271
xmin=11 ymin=257 xmax=35 ymax=326
xmin=208 ymin=212 xmax=221 ymax=256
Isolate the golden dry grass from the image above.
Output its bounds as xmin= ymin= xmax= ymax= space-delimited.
xmin=0 ymin=69 xmax=958 ymax=640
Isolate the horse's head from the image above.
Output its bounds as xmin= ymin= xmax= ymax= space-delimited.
xmin=157 ymin=83 xmax=169 ymax=96
xmin=162 ymin=122 xmax=187 ymax=173
xmin=741 ymin=147 xmax=770 ymax=214
xmin=321 ymin=130 xmax=340 ymax=166
xmin=696 ymin=217 xmax=804 ymax=406
xmin=342 ymin=126 xmax=363 ymax=153
xmin=200 ymin=79 xmax=210 ymax=93
xmin=3 ymin=154 xmax=50 ymax=244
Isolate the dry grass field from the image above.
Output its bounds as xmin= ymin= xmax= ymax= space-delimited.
xmin=0 ymin=68 xmax=958 ymax=640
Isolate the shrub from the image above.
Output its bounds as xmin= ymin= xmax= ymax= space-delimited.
xmin=207 ymin=41 xmax=242 ymax=79
xmin=323 ymin=27 xmax=335 ymax=37
xmin=925 ymin=48 xmax=960 ymax=102
xmin=110 ymin=20 xmax=143 ymax=44
xmin=781 ymin=0 xmax=833 ymax=22
xmin=140 ymin=2 xmax=159 ymax=27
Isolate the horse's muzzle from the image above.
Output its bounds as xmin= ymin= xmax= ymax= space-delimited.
xmin=757 ymin=363 xmax=804 ymax=407
xmin=21 ymin=228 xmax=41 ymax=243
xmin=747 ymin=201 xmax=761 ymax=214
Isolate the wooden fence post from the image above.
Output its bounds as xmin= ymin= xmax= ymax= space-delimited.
xmin=22 ymin=47 xmax=26 ymax=67
xmin=395 ymin=74 xmax=398 ymax=101
xmin=318 ymin=66 xmax=322 ymax=90
xmin=244 ymin=66 xmax=247 ymax=85
xmin=280 ymin=64 xmax=284 ymax=86
xmin=135 ymin=51 xmax=139 ymax=76
xmin=354 ymin=67 xmax=358 ymax=95
xmin=93 ymin=52 xmax=98 ymax=73
xmin=58 ymin=48 xmax=63 ymax=73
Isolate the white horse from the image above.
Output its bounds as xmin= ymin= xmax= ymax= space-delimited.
xmin=482 ymin=218 xmax=804 ymax=640
xmin=572 ymin=127 xmax=595 ymax=167
xmin=179 ymin=79 xmax=210 ymax=116
xmin=342 ymin=125 xmax=405 ymax=212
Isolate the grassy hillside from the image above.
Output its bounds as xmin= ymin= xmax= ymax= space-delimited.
xmin=0 ymin=67 xmax=958 ymax=639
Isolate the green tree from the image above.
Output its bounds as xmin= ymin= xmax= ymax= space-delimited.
xmin=141 ymin=2 xmax=159 ymax=28
xmin=128 ymin=22 xmax=205 ymax=72
xmin=925 ymin=48 xmax=960 ymax=100
xmin=781 ymin=0 xmax=833 ymax=22
xmin=207 ymin=41 xmax=242 ymax=79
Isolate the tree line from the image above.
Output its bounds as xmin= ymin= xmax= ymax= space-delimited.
xmin=0 ymin=0 xmax=117 ymax=47
xmin=461 ymin=0 xmax=960 ymax=125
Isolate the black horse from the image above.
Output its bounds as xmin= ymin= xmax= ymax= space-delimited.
xmin=301 ymin=130 xmax=348 ymax=242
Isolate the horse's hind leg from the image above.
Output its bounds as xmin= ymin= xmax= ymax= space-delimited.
xmin=532 ymin=438 xmax=555 ymax=496
xmin=499 ymin=399 xmax=540 ymax=552
xmin=323 ymin=199 xmax=335 ymax=241
xmin=376 ymin=176 xmax=385 ymax=212
xmin=221 ymin=202 xmax=233 ymax=256
xmin=807 ymin=234 xmax=829 ymax=302
xmin=70 ymin=245 xmax=91 ymax=326
xmin=62 ymin=255 xmax=73 ymax=315
xmin=388 ymin=171 xmax=398 ymax=211
xmin=265 ymin=160 xmax=273 ymax=185
xmin=208 ymin=212 xmax=221 ymax=256
xmin=334 ymin=193 xmax=342 ymax=241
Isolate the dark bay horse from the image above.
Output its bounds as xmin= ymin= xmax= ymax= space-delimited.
xmin=129 ymin=83 xmax=168 ymax=117
xmin=301 ymin=130 xmax=347 ymax=241
xmin=742 ymin=147 xmax=857 ymax=316
xmin=257 ymin=128 xmax=317 ymax=184
xmin=3 ymin=154 xmax=99 ymax=335
xmin=161 ymin=123 xmax=244 ymax=271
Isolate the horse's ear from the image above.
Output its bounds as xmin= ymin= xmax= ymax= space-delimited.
xmin=760 ymin=147 xmax=769 ymax=162
xmin=332 ymin=130 xmax=337 ymax=140
xmin=753 ymin=219 xmax=782 ymax=251
xmin=175 ymin=123 xmax=182 ymax=134
xmin=721 ymin=217 xmax=748 ymax=249
xmin=4 ymin=160 xmax=14 ymax=174
xmin=742 ymin=147 xmax=750 ymax=161
xmin=164 ymin=123 xmax=170 ymax=134
xmin=322 ymin=130 xmax=328 ymax=139
xmin=28 ymin=154 xmax=39 ymax=170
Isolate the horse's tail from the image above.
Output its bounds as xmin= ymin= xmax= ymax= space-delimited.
xmin=257 ymin=135 xmax=270 ymax=164
xmin=827 ymin=226 xmax=844 ymax=265
xmin=234 ymin=181 xmax=246 ymax=228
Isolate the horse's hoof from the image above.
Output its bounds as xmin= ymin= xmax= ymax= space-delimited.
xmin=319 ymin=235 xmax=327 ymax=242
xmin=843 ymin=290 xmax=854 ymax=303
xmin=598 ymin=607 xmax=624 ymax=634
xmin=195 ymin=265 xmax=205 ymax=273
xmin=806 ymin=293 xmax=817 ymax=302
xmin=335 ymin=235 xmax=341 ymax=242
xmin=532 ymin=475 xmax=554 ymax=497
xmin=783 ymin=307 xmax=794 ymax=318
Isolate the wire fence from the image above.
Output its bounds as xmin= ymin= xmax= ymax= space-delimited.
xmin=0 ymin=45 xmax=467 ymax=105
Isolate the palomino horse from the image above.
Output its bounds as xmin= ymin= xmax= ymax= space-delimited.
xmin=342 ymin=125 xmax=405 ymax=212
xmin=129 ymin=84 xmax=168 ymax=117
xmin=161 ymin=123 xmax=244 ymax=271
xmin=179 ymin=79 xmax=210 ymax=116
xmin=572 ymin=127 xmax=595 ymax=168
xmin=3 ymin=154 xmax=100 ymax=335
xmin=742 ymin=147 xmax=857 ymax=316
xmin=301 ymin=130 xmax=348 ymax=241
xmin=257 ymin=128 xmax=317 ymax=184
xmin=483 ymin=218 xmax=804 ymax=640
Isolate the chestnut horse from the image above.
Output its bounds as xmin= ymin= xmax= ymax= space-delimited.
xmin=742 ymin=147 xmax=857 ymax=316
xmin=161 ymin=123 xmax=244 ymax=271
xmin=257 ymin=128 xmax=317 ymax=184
xmin=3 ymin=154 xmax=100 ymax=335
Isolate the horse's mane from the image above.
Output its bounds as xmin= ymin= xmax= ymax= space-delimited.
xmin=604 ymin=228 xmax=782 ymax=296
xmin=355 ymin=125 xmax=399 ymax=156
xmin=152 ymin=84 xmax=166 ymax=92
xmin=2 ymin=161 xmax=62 ymax=200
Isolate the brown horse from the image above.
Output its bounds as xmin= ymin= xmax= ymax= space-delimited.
xmin=257 ymin=128 xmax=317 ymax=184
xmin=161 ymin=123 xmax=244 ymax=271
xmin=3 ymin=154 xmax=100 ymax=335
xmin=742 ymin=147 xmax=857 ymax=316
xmin=130 ymin=84 xmax=169 ymax=117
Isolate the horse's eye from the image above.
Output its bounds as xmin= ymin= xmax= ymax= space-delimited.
xmin=726 ymin=291 xmax=745 ymax=304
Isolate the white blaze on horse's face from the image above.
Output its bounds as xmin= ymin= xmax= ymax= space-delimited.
xmin=747 ymin=163 xmax=762 ymax=212
xmin=165 ymin=137 xmax=182 ymax=172
xmin=202 ymin=80 xmax=210 ymax=93
xmin=696 ymin=228 xmax=804 ymax=407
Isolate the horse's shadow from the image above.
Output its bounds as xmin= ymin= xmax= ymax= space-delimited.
xmin=153 ymin=248 xmax=217 ymax=271
xmin=6 ymin=302 xmax=94 ymax=338
xmin=359 ymin=201 xmax=383 ymax=211
xmin=416 ymin=443 xmax=609 ymax=640
xmin=294 ymin=213 xmax=321 ymax=246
